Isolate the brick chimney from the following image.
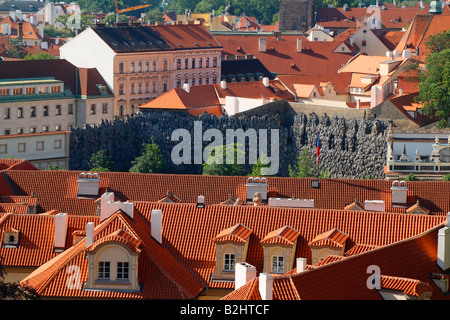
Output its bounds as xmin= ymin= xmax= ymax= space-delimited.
xmin=235 ymin=262 xmax=257 ymax=289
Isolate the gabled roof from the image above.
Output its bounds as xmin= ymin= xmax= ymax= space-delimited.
xmin=260 ymin=225 xmax=300 ymax=246
xmin=308 ymin=228 xmax=349 ymax=248
xmin=380 ymin=275 xmax=433 ymax=297
xmin=20 ymin=210 xmax=206 ymax=299
xmin=213 ymin=223 xmax=252 ymax=243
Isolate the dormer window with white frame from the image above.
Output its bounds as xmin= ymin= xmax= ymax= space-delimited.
xmin=85 ymin=229 xmax=141 ymax=292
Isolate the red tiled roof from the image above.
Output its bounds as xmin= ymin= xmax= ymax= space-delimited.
xmin=380 ymin=275 xmax=433 ymax=297
xmin=277 ymin=73 xmax=352 ymax=96
xmin=224 ymin=223 xmax=448 ymax=300
xmin=0 ymin=213 xmax=98 ymax=267
xmin=152 ymin=23 xmax=222 ymax=49
xmin=20 ymin=210 xmax=206 ymax=299
xmin=308 ymin=228 xmax=349 ymax=248
xmin=213 ymin=223 xmax=252 ymax=243
xmin=215 ymin=34 xmax=354 ymax=76
xmin=132 ymin=201 xmax=446 ymax=291
xmin=5 ymin=171 xmax=450 ymax=216
xmin=260 ymin=225 xmax=300 ymax=246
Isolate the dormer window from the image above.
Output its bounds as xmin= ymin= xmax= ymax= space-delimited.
xmin=261 ymin=225 xmax=300 ymax=274
xmin=2 ymin=228 xmax=20 ymax=248
xmin=85 ymin=229 xmax=141 ymax=292
xmin=212 ymin=223 xmax=252 ymax=281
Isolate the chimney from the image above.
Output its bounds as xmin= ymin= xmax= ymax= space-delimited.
xmin=258 ymin=37 xmax=266 ymax=52
xmin=151 ymin=209 xmax=162 ymax=244
xmin=438 ymin=212 xmax=450 ymax=271
xmin=402 ymin=49 xmax=411 ymax=59
xmin=77 ymin=172 xmax=100 ymax=197
xmin=391 ymin=180 xmax=408 ymax=205
xmin=220 ymin=80 xmax=227 ymax=90
xmin=392 ymin=49 xmax=399 ymax=58
xmin=297 ymin=38 xmax=302 ymax=52
xmin=262 ymin=77 xmax=270 ymax=87
xmin=54 ymin=212 xmax=68 ymax=250
xmin=235 ymin=262 xmax=257 ymax=289
xmin=55 ymin=36 xmax=60 ymax=45
xmin=85 ymin=222 xmax=95 ymax=247
xmin=364 ymin=200 xmax=385 ymax=212
xmin=268 ymin=198 xmax=314 ymax=208
xmin=18 ymin=20 xmax=23 ymax=39
xmin=38 ymin=23 xmax=44 ymax=38
xmin=356 ymin=99 xmax=360 ymax=109
xmin=386 ymin=51 xmax=393 ymax=58
xmin=296 ymin=257 xmax=307 ymax=273
xmin=100 ymin=193 xmax=133 ymax=221
xmin=259 ymin=273 xmax=273 ymax=300
xmin=196 ymin=195 xmax=205 ymax=208
xmin=370 ymin=85 xmax=383 ymax=108
xmin=246 ymin=177 xmax=268 ymax=202
xmin=183 ymin=83 xmax=190 ymax=93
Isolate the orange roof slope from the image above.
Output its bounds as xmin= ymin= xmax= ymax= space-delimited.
xmin=214 ymin=223 xmax=252 ymax=243
xmin=223 ymin=224 xmax=448 ymax=300
xmin=133 ymin=201 xmax=446 ymax=290
xmin=215 ymin=34 xmax=354 ymax=76
xmin=20 ymin=210 xmax=206 ymax=299
xmin=5 ymin=171 xmax=450 ymax=216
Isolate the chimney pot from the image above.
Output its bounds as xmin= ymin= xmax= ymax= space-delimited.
xmin=220 ymin=80 xmax=227 ymax=90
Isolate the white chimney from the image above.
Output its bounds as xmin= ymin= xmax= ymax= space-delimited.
xmin=296 ymin=257 xmax=307 ymax=273
xmin=438 ymin=213 xmax=450 ymax=271
xmin=2 ymin=23 xmax=11 ymax=35
xmin=85 ymin=222 xmax=95 ymax=247
xmin=197 ymin=195 xmax=205 ymax=208
xmin=100 ymin=198 xmax=134 ymax=222
xmin=364 ymin=200 xmax=385 ymax=212
xmin=262 ymin=77 xmax=270 ymax=87
xmin=77 ymin=172 xmax=100 ymax=197
xmin=151 ymin=209 xmax=163 ymax=244
xmin=350 ymin=34 xmax=354 ymax=46
xmin=259 ymin=273 xmax=273 ymax=300
xmin=183 ymin=83 xmax=190 ymax=93
xmin=246 ymin=177 xmax=268 ymax=201
xmin=54 ymin=212 xmax=68 ymax=250
xmin=55 ymin=36 xmax=60 ymax=45
xmin=391 ymin=180 xmax=408 ymax=205
xmin=393 ymin=50 xmax=399 ymax=58
xmin=297 ymin=38 xmax=302 ymax=52
xmin=235 ymin=262 xmax=257 ymax=289
xmin=38 ymin=23 xmax=44 ymax=38
xmin=220 ymin=80 xmax=227 ymax=90
xmin=370 ymin=85 xmax=383 ymax=108
xmin=259 ymin=37 xmax=266 ymax=52
xmin=357 ymin=99 xmax=360 ymax=109
xmin=402 ymin=49 xmax=411 ymax=59
xmin=386 ymin=51 xmax=393 ymax=58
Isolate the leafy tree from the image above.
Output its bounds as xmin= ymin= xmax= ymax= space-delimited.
xmin=89 ymin=150 xmax=115 ymax=172
xmin=24 ymin=52 xmax=56 ymax=60
xmin=129 ymin=141 xmax=165 ymax=173
xmin=46 ymin=164 xmax=63 ymax=170
xmin=102 ymin=13 xmax=130 ymax=26
xmin=250 ymin=154 xmax=274 ymax=176
xmin=202 ymin=143 xmax=246 ymax=176
xmin=6 ymin=38 xmax=27 ymax=59
xmin=444 ymin=174 xmax=450 ymax=181
xmin=44 ymin=25 xmax=75 ymax=38
xmin=405 ymin=173 xmax=419 ymax=181
xmin=288 ymin=148 xmax=317 ymax=178
xmin=415 ymin=29 xmax=450 ymax=128
xmin=0 ymin=256 xmax=39 ymax=300
xmin=142 ymin=7 xmax=164 ymax=24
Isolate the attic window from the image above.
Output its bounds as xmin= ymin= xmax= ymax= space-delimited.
xmin=2 ymin=229 xmax=20 ymax=247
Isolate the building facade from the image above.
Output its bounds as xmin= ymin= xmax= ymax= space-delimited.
xmin=60 ymin=22 xmax=223 ymax=118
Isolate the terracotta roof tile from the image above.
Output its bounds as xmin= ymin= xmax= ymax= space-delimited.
xmin=213 ymin=223 xmax=252 ymax=243
xmin=261 ymin=225 xmax=300 ymax=246
xmin=380 ymin=275 xmax=433 ymax=297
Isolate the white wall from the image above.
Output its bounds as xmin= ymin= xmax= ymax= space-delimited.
xmin=223 ymin=96 xmax=269 ymax=115
xmin=60 ymin=28 xmax=116 ymax=91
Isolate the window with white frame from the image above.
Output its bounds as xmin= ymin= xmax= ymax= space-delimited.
xmin=224 ymin=253 xmax=236 ymax=271
xmin=271 ymin=256 xmax=284 ymax=273
xmin=98 ymin=261 xmax=111 ymax=280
